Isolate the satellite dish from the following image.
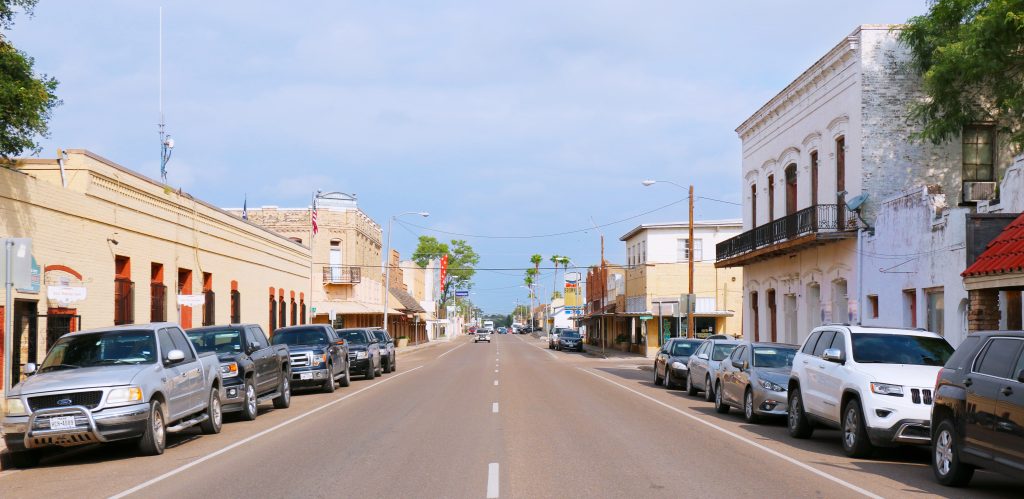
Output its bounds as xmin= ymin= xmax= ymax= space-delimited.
xmin=846 ymin=193 xmax=868 ymax=212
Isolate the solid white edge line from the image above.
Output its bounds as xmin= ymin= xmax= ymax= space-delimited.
xmin=109 ymin=365 xmax=425 ymax=499
xmin=492 ymin=402 xmax=499 ymax=413
xmin=577 ymin=368 xmax=884 ymax=499
xmin=438 ymin=342 xmax=467 ymax=358
xmin=487 ymin=462 xmax=500 ymax=498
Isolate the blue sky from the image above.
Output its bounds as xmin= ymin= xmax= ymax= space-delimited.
xmin=8 ymin=1 xmax=927 ymax=313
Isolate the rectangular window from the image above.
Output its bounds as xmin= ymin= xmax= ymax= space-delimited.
xmin=903 ymin=289 xmax=917 ymax=328
xmin=962 ymin=125 xmax=995 ymax=182
xmin=767 ymin=174 xmax=775 ymax=221
xmin=676 ymin=239 xmax=687 ymax=262
xmin=692 ymin=239 xmax=702 ymax=262
xmin=926 ymin=288 xmax=944 ymax=336
xmin=114 ymin=256 xmax=134 ymax=325
xmin=868 ymin=295 xmax=879 ymax=319
xmin=202 ymin=272 xmax=215 ymax=326
xmin=151 ymin=263 xmax=166 ymax=322
xmin=810 ymin=151 xmax=819 ymax=206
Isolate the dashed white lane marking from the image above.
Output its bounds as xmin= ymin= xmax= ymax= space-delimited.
xmin=492 ymin=402 xmax=499 ymax=413
xmin=578 ymin=368 xmax=884 ymax=499
xmin=487 ymin=462 xmax=500 ymax=498
xmin=438 ymin=342 xmax=467 ymax=358
xmin=494 ymin=380 xmax=499 ymax=386
xmin=494 ymin=369 xmax=499 ymax=373
xmin=109 ymin=366 xmax=425 ymax=499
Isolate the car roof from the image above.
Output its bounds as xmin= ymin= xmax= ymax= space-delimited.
xmin=969 ymin=330 xmax=1024 ymax=338
xmin=187 ymin=323 xmax=259 ymax=332
xmin=824 ymin=325 xmax=944 ymax=339
xmin=76 ymin=322 xmax=176 ymax=334
xmin=749 ymin=341 xmax=800 ymax=349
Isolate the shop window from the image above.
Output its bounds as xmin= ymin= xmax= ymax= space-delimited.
xmin=151 ymin=262 xmax=166 ymax=322
xmin=114 ymin=256 xmax=134 ymax=325
xmin=926 ymin=288 xmax=945 ymax=336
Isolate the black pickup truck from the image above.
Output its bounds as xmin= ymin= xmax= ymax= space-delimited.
xmin=186 ymin=324 xmax=292 ymax=420
xmin=272 ymin=325 xmax=350 ymax=393
xmin=931 ymin=330 xmax=1024 ymax=487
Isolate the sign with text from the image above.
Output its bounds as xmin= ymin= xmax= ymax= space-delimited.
xmin=47 ymin=285 xmax=88 ymax=304
xmin=454 ymin=290 xmax=469 ymax=297
xmin=176 ymin=294 xmax=206 ymax=307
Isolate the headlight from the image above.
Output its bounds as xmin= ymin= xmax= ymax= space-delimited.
xmin=671 ymin=362 xmax=687 ymax=370
xmin=220 ymin=362 xmax=239 ymax=378
xmin=4 ymin=398 xmax=27 ymax=416
xmin=758 ymin=379 xmax=785 ymax=392
xmin=356 ymin=351 xmax=368 ymax=359
xmin=312 ymin=353 xmax=327 ymax=366
xmin=870 ymin=382 xmax=904 ymax=396
xmin=107 ymin=387 xmax=144 ymax=405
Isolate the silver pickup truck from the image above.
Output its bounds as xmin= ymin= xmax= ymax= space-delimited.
xmin=1 ymin=323 xmax=223 ymax=468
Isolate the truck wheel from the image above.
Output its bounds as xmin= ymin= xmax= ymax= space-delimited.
xmin=365 ymin=360 xmax=376 ymax=379
xmin=138 ymin=400 xmax=166 ymax=456
xmin=200 ymin=387 xmax=223 ymax=434
xmin=787 ymin=388 xmax=814 ymax=439
xmin=273 ymin=374 xmax=291 ymax=409
xmin=240 ymin=379 xmax=258 ymax=421
xmin=6 ymin=449 xmax=41 ymax=468
xmin=933 ymin=419 xmax=974 ymax=486
xmin=322 ymin=364 xmax=336 ymax=393
xmin=842 ymin=399 xmax=873 ymax=458
xmin=339 ymin=364 xmax=351 ymax=387
xmin=375 ymin=357 xmax=383 ymax=376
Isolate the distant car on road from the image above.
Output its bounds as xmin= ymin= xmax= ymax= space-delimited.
xmin=930 ymin=330 xmax=1024 ymax=487
xmin=271 ymin=325 xmax=350 ymax=393
xmin=713 ymin=342 xmax=798 ymax=423
xmin=187 ymin=324 xmax=292 ymax=420
xmin=475 ymin=330 xmax=492 ymax=343
xmin=654 ymin=338 xmax=703 ymax=389
xmin=497 ymin=327 xmax=508 ymax=335
xmin=686 ymin=338 xmax=740 ymax=402
xmin=371 ymin=329 xmax=397 ymax=373
xmin=557 ymin=329 xmax=583 ymax=352
xmin=337 ymin=329 xmax=383 ymax=380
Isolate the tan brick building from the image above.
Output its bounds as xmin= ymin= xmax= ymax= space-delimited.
xmin=0 ymin=150 xmax=311 ymax=393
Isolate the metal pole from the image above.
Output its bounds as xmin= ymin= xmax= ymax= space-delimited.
xmin=4 ymin=239 xmax=14 ymax=395
xmin=687 ymin=184 xmax=695 ymax=338
xmin=382 ymin=216 xmax=394 ymax=331
xmin=309 ymin=191 xmax=316 ymax=324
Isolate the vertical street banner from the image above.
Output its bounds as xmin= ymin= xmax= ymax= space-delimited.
xmin=439 ymin=254 xmax=448 ymax=294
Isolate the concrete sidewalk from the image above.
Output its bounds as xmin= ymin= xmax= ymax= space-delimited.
xmin=582 ymin=343 xmax=649 ymax=361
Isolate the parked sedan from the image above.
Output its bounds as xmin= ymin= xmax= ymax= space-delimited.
xmin=713 ymin=342 xmax=798 ymax=422
xmin=654 ymin=338 xmax=703 ymax=389
xmin=686 ymin=338 xmax=740 ymax=402
xmin=557 ymin=330 xmax=583 ymax=352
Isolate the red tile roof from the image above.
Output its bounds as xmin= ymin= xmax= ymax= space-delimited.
xmin=963 ymin=212 xmax=1024 ymax=277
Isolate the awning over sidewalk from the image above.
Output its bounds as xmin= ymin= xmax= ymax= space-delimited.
xmin=312 ymin=300 xmax=401 ymax=316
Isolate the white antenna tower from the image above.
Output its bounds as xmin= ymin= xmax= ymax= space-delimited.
xmin=158 ymin=6 xmax=174 ymax=183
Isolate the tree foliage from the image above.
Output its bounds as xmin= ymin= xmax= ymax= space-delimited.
xmin=901 ymin=0 xmax=1024 ymax=149
xmin=411 ymin=235 xmax=479 ymax=304
xmin=0 ymin=0 xmax=60 ymax=161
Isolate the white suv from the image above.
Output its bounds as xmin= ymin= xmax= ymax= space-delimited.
xmin=787 ymin=325 xmax=954 ymax=458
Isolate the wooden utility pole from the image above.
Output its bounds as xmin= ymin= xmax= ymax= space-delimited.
xmin=687 ymin=185 xmax=695 ymax=338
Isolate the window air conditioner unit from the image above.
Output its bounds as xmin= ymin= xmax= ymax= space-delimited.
xmin=963 ymin=181 xmax=997 ymax=202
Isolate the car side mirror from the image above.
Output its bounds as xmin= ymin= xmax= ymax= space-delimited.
xmin=24 ymin=362 xmax=37 ymax=375
xmin=698 ymin=353 xmax=709 ymax=361
xmin=822 ymin=348 xmax=844 ymax=364
xmin=1018 ymin=369 xmax=1024 ymax=383
xmin=166 ymin=349 xmax=185 ymax=363
xmin=741 ymin=360 xmax=750 ymax=371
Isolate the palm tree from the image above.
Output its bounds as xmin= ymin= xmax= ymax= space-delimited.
xmin=550 ymin=254 xmax=561 ymax=299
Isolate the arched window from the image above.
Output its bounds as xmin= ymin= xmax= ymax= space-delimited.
xmin=836 ymin=136 xmax=846 ymax=229
xmin=278 ymin=292 xmax=286 ymax=330
xmin=785 ymin=164 xmax=797 ymax=216
xmin=750 ymin=291 xmax=759 ymax=341
xmin=290 ymin=296 xmax=297 ymax=326
xmin=750 ymin=184 xmax=757 ymax=226
xmin=269 ymin=292 xmax=277 ymax=331
xmin=809 ymin=150 xmax=819 ymax=206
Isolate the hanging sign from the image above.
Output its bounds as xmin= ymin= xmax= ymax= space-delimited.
xmin=177 ymin=294 xmax=206 ymax=307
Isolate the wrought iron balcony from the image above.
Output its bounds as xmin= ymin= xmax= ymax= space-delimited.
xmin=322 ymin=265 xmax=361 ymax=284
xmin=716 ymin=204 xmax=857 ymax=267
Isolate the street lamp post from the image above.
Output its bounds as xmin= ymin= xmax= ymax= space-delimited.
xmin=643 ymin=180 xmax=695 ymax=339
xmin=382 ymin=211 xmax=429 ymax=333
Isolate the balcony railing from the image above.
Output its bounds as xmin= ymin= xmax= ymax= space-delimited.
xmin=322 ymin=265 xmax=362 ymax=284
xmin=716 ymin=204 xmax=856 ymax=262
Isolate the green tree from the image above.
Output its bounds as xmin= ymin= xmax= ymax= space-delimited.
xmin=549 ymin=254 xmax=561 ymax=298
xmin=413 ymin=236 xmax=479 ymax=305
xmin=411 ymin=235 xmax=448 ymax=268
xmin=901 ymin=0 xmax=1024 ymax=149
xmin=1 ymin=0 xmax=60 ymax=162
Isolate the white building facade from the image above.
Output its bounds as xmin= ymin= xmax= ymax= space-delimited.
xmin=718 ymin=25 xmax=1016 ymax=347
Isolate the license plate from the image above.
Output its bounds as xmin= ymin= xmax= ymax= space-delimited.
xmin=49 ymin=416 xmax=77 ymax=430
xmin=300 ymin=373 xmax=313 ymax=380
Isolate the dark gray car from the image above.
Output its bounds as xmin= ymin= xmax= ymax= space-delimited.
xmin=654 ymin=338 xmax=704 ymax=389
xmin=371 ymin=329 xmax=397 ymax=373
xmin=713 ymin=342 xmax=798 ymax=423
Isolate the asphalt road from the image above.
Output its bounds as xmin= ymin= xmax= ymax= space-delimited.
xmin=1 ymin=334 xmax=1021 ymax=498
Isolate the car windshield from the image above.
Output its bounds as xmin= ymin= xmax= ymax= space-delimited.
xmin=851 ymin=333 xmax=953 ymax=366
xmin=671 ymin=341 xmax=701 ymax=357
xmin=271 ymin=328 xmax=329 ymax=346
xmin=372 ymin=332 xmax=388 ymax=342
xmin=340 ymin=331 xmax=368 ymax=345
xmin=561 ymin=331 xmax=580 ymax=339
xmin=752 ymin=347 xmax=797 ymax=368
xmin=711 ymin=344 xmax=737 ymax=361
xmin=187 ymin=328 xmax=243 ymax=354
xmin=39 ymin=330 xmax=157 ymax=371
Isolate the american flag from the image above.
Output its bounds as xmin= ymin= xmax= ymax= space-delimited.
xmin=311 ymin=198 xmax=319 ymax=236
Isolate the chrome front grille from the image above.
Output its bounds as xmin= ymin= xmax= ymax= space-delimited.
xmin=290 ymin=353 xmax=311 ymax=368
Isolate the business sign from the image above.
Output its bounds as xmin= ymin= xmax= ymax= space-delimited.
xmin=47 ymin=285 xmax=88 ymax=304
xmin=0 ymin=238 xmax=33 ymax=289
xmin=176 ymin=294 xmax=206 ymax=307
xmin=454 ymin=290 xmax=469 ymax=297
xmin=564 ymin=272 xmax=581 ymax=283
xmin=16 ymin=257 xmax=41 ymax=294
